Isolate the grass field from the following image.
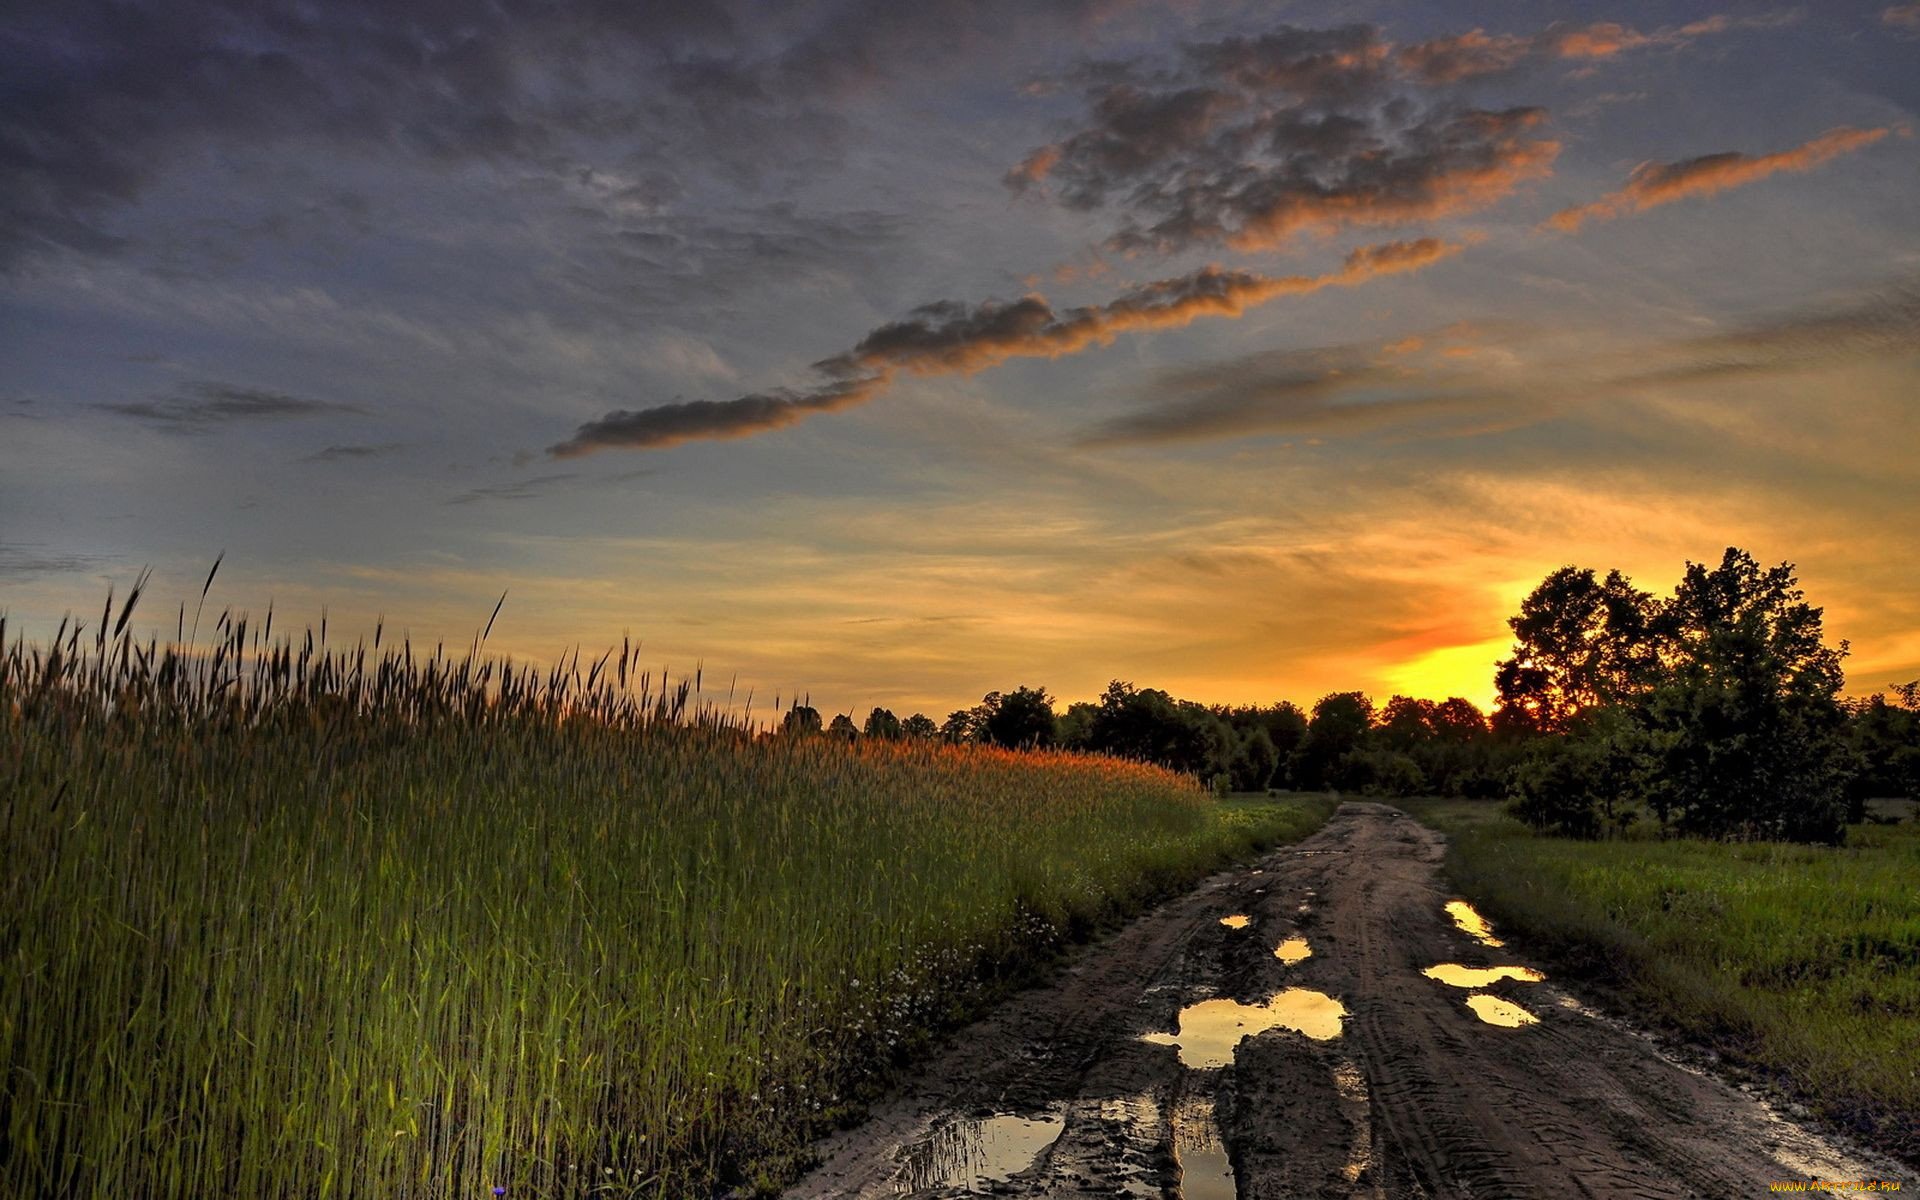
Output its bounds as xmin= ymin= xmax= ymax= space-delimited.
xmin=0 ymin=601 xmax=1333 ymax=1199
xmin=1404 ymin=797 xmax=1920 ymax=1163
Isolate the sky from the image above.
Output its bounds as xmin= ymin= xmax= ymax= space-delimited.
xmin=3 ymin=0 xmax=1918 ymax=722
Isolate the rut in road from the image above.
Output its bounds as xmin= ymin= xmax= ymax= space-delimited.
xmin=786 ymin=802 xmax=1904 ymax=1198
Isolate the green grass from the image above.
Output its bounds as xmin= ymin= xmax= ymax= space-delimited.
xmin=1404 ymin=797 xmax=1920 ymax=1163
xmin=0 ymin=599 xmax=1332 ymax=1199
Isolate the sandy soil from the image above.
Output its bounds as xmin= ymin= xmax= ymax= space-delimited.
xmin=785 ymin=802 xmax=1907 ymax=1198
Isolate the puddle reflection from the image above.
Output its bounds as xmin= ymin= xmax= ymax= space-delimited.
xmin=1445 ymin=900 xmax=1505 ymax=947
xmin=1274 ymin=937 xmax=1312 ymax=965
xmin=1219 ymin=914 xmax=1251 ymax=929
xmin=1464 ymin=994 xmax=1538 ymax=1028
xmin=894 ymin=1111 xmax=1064 ymax=1192
xmin=1422 ymin=963 xmax=1544 ymax=987
xmin=1171 ymin=1094 xmax=1234 ymax=1200
xmin=1142 ymin=989 xmax=1347 ymax=1067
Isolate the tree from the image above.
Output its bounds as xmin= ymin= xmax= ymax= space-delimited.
xmin=826 ymin=712 xmax=859 ymax=740
xmin=1227 ymin=727 xmax=1279 ymax=791
xmin=1640 ymin=549 xmax=1852 ymax=842
xmin=940 ymin=709 xmax=976 ymax=743
xmin=863 ymin=707 xmax=903 ymax=740
xmin=780 ymin=704 xmax=822 ymax=736
xmin=1288 ymin=692 xmax=1374 ymax=791
xmin=980 ymin=685 xmax=1056 ymax=749
xmin=901 ymin=712 xmax=939 ymax=740
xmin=1493 ymin=567 xmax=1657 ymax=733
xmin=1847 ymin=686 xmax=1920 ymax=813
xmin=1055 ymin=701 xmax=1098 ymax=750
xmin=1085 ymin=681 xmax=1228 ymax=774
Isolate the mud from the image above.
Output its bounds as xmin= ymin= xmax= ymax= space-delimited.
xmin=786 ymin=802 xmax=1904 ymax=1197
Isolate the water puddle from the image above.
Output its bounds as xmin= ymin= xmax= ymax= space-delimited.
xmin=1273 ymin=937 xmax=1312 ymax=965
xmin=893 ymin=1111 xmax=1064 ymax=1192
xmin=1170 ymin=1094 xmax=1235 ymax=1200
xmin=1142 ymin=989 xmax=1347 ymax=1067
xmin=1219 ymin=914 xmax=1251 ymax=929
xmin=1422 ymin=963 xmax=1544 ymax=987
xmin=1464 ymin=994 xmax=1538 ymax=1028
xmin=1331 ymin=1060 xmax=1374 ymax=1184
xmin=1444 ymin=899 xmax=1505 ymax=947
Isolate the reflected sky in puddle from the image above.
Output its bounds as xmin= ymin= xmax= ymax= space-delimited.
xmin=1219 ymin=914 xmax=1251 ymax=929
xmin=1142 ymin=989 xmax=1347 ymax=1067
xmin=1445 ymin=900 xmax=1505 ymax=947
xmin=1423 ymin=963 xmax=1544 ymax=987
xmin=1171 ymin=1094 xmax=1234 ymax=1200
xmin=894 ymin=1111 xmax=1064 ymax=1192
xmin=1464 ymin=994 xmax=1538 ymax=1027
xmin=1274 ymin=937 xmax=1312 ymax=965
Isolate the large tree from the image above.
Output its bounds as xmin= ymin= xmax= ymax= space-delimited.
xmin=1494 ymin=567 xmax=1657 ymax=733
xmin=1501 ymin=548 xmax=1855 ymax=842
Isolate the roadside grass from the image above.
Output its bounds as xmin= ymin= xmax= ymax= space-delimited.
xmin=1404 ymin=797 xmax=1920 ymax=1164
xmin=1 ymin=600 xmax=1331 ymax=1200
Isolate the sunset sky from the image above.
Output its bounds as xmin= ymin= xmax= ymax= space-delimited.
xmin=4 ymin=0 xmax=1917 ymax=721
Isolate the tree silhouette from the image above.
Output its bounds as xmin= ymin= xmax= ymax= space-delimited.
xmin=780 ymin=704 xmax=822 ymax=736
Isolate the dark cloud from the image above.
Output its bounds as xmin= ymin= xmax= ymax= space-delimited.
xmin=1547 ymin=127 xmax=1891 ymax=231
xmin=97 ymin=381 xmax=363 ymax=431
xmin=1012 ymin=28 xmax=1558 ymax=255
xmin=1082 ymin=282 xmax=1920 ymax=448
xmin=1 ymin=0 xmax=1131 ymax=270
xmin=300 ymin=443 xmax=404 ymax=463
xmin=549 ymin=237 xmax=1462 ymax=455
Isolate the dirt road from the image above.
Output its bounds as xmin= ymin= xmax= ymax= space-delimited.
xmin=786 ymin=802 xmax=1905 ymax=1198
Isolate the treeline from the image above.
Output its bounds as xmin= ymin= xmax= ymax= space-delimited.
xmin=786 ymin=547 xmax=1918 ymax=846
xmin=784 ymin=682 xmax=1511 ymax=800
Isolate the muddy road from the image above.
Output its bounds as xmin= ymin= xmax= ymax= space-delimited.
xmin=787 ymin=802 xmax=1903 ymax=1198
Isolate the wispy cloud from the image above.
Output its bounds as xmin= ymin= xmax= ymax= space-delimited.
xmin=300 ymin=442 xmax=404 ymax=463
xmin=0 ymin=543 xmax=116 ymax=578
xmin=549 ymin=238 xmax=1464 ymax=456
xmin=1546 ymin=126 xmax=1891 ymax=232
xmin=1884 ymin=4 xmax=1920 ymax=28
xmin=1399 ymin=12 xmax=1801 ymax=84
xmin=446 ymin=473 xmax=581 ymax=505
xmin=1083 ymin=281 xmax=1920 ymax=448
xmin=97 ymin=381 xmax=363 ymax=432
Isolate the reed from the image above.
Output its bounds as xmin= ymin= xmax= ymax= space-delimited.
xmin=1 ymin=580 xmax=1325 ymax=1198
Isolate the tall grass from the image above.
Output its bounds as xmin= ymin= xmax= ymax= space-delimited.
xmin=1406 ymin=799 xmax=1920 ymax=1164
xmin=1 ymin=582 xmax=1327 ymax=1198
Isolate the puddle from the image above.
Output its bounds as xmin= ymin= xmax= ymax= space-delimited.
xmin=1171 ymin=1094 xmax=1235 ymax=1200
xmin=1331 ymin=1060 xmax=1374 ymax=1184
xmin=1219 ymin=914 xmax=1251 ymax=929
xmin=1444 ymin=899 xmax=1505 ymax=947
xmin=1422 ymin=963 xmax=1544 ymax=988
xmin=1273 ymin=937 xmax=1312 ymax=965
xmin=893 ymin=1111 xmax=1064 ymax=1192
xmin=1464 ymin=994 xmax=1538 ymax=1028
xmin=1142 ymin=989 xmax=1347 ymax=1067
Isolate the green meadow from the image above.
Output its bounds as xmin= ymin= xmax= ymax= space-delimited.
xmin=1406 ymin=797 xmax=1920 ymax=1162
xmin=0 ymin=603 xmax=1331 ymax=1199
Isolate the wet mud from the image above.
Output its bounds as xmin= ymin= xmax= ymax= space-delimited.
xmin=786 ymin=802 xmax=1902 ymax=1198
